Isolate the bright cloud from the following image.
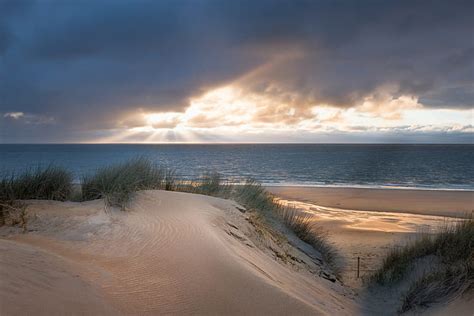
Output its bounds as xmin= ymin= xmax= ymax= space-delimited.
xmin=90 ymin=83 xmax=472 ymax=143
xmin=3 ymin=112 xmax=25 ymax=119
xmin=1 ymin=1 xmax=472 ymax=143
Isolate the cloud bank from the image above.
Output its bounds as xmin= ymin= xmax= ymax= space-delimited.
xmin=0 ymin=0 xmax=472 ymax=142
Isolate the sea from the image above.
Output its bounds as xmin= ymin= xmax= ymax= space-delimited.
xmin=0 ymin=144 xmax=473 ymax=191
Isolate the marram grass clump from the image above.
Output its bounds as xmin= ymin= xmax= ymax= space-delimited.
xmin=0 ymin=165 xmax=72 ymax=227
xmin=233 ymin=179 xmax=276 ymax=213
xmin=0 ymin=165 xmax=73 ymax=202
xmin=188 ymin=172 xmax=232 ymax=198
xmin=372 ymin=218 xmax=474 ymax=285
xmin=399 ymin=263 xmax=473 ymax=313
xmin=279 ymin=207 xmax=340 ymax=275
xmin=372 ymin=217 xmax=474 ymax=313
xmin=81 ymin=158 xmax=175 ymax=208
xmin=190 ymin=177 xmax=341 ymax=275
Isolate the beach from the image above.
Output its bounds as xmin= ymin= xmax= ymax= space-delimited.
xmin=267 ymin=186 xmax=473 ymax=288
xmin=267 ymin=186 xmax=474 ymax=217
xmin=3 ymin=0 xmax=473 ymax=313
xmin=1 ymin=186 xmax=472 ymax=315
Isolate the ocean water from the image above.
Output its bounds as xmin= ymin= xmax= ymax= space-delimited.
xmin=0 ymin=144 xmax=473 ymax=190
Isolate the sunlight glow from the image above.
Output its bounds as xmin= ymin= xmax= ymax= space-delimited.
xmin=92 ymin=85 xmax=472 ymax=143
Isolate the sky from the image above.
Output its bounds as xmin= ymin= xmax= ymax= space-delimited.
xmin=0 ymin=0 xmax=473 ymax=143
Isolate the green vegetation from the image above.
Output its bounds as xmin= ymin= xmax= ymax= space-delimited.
xmin=373 ymin=218 xmax=474 ymax=285
xmin=189 ymin=172 xmax=232 ymax=198
xmin=0 ymin=158 xmax=340 ymax=276
xmin=371 ymin=217 xmax=474 ymax=313
xmin=279 ymin=207 xmax=340 ymax=275
xmin=194 ymin=172 xmax=223 ymax=196
xmin=400 ymin=263 xmax=472 ymax=313
xmin=233 ymin=179 xmax=276 ymax=213
xmin=81 ymin=158 xmax=175 ymax=208
xmin=0 ymin=165 xmax=72 ymax=228
xmin=0 ymin=165 xmax=73 ymax=202
xmin=190 ymin=175 xmax=340 ymax=274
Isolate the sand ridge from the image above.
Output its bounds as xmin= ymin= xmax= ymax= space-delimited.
xmin=1 ymin=190 xmax=355 ymax=315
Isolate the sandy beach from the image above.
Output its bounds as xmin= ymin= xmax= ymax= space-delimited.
xmin=267 ymin=186 xmax=473 ymax=288
xmin=266 ymin=186 xmax=474 ymax=218
xmin=2 ymin=0 xmax=472 ymax=313
xmin=1 ymin=187 xmax=472 ymax=315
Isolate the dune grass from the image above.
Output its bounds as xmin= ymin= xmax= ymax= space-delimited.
xmin=80 ymin=160 xmax=340 ymax=273
xmin=1 ymin=158 xmax=340 ymax=275
xmin=0 ymin=165 xmax=72 ymax=227
xmin=188 ymin=172 xmax=232 ymax=198
xmin=400 ymin=263 xmax=472 ymax=313
xmin=0 ymin=165 xmax=73 ymax=202
xmin=81 ymin=158 xmax=176 ymax=208
xmin=193 ymin=176 xmax=341 ymax=274
xmin=195 ymin=172 xmax=222 ymax=196
xmin=373 ymin=218 xmax=474 ymax=285
xmin=279 ymin=207 xmax=340 ymax=275
xmin=79 ymin=159 xmax=273 ymax=213
xmin=233 ymin=179 xmax=276 ymax=213
xmin=371 ymin=217 xmax=474 ymax=312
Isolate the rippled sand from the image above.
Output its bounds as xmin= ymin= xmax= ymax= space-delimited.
xmin=2 ymin=188 xmax=471 ymax=315
xmin=0 ymin=191 xmax=354 ymax=315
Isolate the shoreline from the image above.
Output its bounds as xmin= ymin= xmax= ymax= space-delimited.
xmin=263 ymin=183 xmax=474 ymax=192
xmin=266 ymin=185 xmax=474 ymax=218
xmin=71 ymin=181 xmax=474 ymax=192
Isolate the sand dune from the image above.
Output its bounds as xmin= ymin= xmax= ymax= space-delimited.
xmin=0 ymin=190 xmax=355 ymax=315
xmin=276 ymin=198 xmax=463 ymax=287
xmin=0 ymin=239 xmax=118 ymax=315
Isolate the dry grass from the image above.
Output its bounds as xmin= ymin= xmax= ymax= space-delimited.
xmin=233 ymin=179 xmax=276 ymax=214
xmin=184 ymin=172 xmax=233 ymax=198
xmin=373 ymin=218 xmax=474 ymax=285
xmin=81 ymin=157 xmax=175 ymax=209
xmin=279 ymin=207 xmax=340 ymax=275
xmin=1 ymin=159 xmax=340 ymax=276
xmin=0 ymin=201 xmax=28 ymax=232
xmin=400 ymin=263 xmax=473 ymax=313
xmin=177 ymin=174 xmax=341 ymax=274
xmin=0 ymin=166 xmax=72 ymax=227
xmin=0 ymin=165 xmax=73 ymax=202
xmin=371 ymin=217 xmax=474 ymax=313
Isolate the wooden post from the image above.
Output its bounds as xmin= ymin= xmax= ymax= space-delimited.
xmin=357 ymin=257 xmax=360 ymax=278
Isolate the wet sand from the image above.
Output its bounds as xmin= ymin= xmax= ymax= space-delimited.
xmin=266 ymin=186 xmax=474 ymax=218
xmin=269 ymin=186 xmax=472 ymax=289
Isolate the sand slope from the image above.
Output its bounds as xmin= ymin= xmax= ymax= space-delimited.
xmin=0 ymin=190 xmax=354 ymax=315
xmin=0 ymin=239 xmax=118 ymax=315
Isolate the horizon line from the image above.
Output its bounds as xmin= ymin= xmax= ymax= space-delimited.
xmin=1 ymin=142 xmax=473 ymax=145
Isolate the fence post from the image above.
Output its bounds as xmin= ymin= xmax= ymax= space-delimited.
xmin=357 ymin=257 xmax=360 ymax=278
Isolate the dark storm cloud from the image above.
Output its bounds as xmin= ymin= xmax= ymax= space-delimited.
xmin=0 ymin=0 xmax=473 ymax=141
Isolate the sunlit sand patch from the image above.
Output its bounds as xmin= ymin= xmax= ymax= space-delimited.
xmin=277 ymin=198 xmax=456 ymax=233
xmin=276 ymin=198 xmax=462 ymax=286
